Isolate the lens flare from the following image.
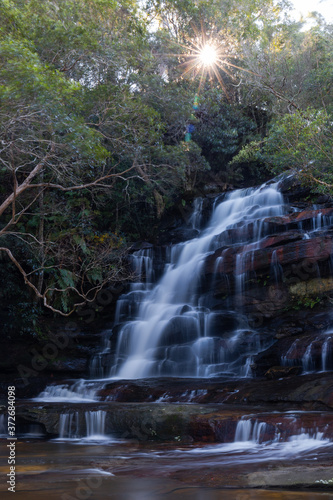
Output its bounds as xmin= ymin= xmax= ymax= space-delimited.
xmin=162 ymin=22 xmax=255 ymax=98
xmin=199 ymin=44 xmax=218 ymax=67
xmin=171 ymin=24 xmax=248 ymax=96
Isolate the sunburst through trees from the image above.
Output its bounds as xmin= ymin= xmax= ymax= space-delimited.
xmin=176 ymin=26 xmax=244 ymax=96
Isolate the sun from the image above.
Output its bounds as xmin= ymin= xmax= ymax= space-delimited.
xmin=174 ymin=26 xmax=245 ymax=96
xmin=199 ymin=43 xmax=218 ymax=67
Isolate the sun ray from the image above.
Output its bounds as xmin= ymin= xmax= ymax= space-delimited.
xmin=170 ymin=22 xmax=257 ymax=98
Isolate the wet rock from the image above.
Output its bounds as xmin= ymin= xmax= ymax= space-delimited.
xmin=99 ymin=383 xmax=153 ymax=402
xmin=307 ymin=312 xmax=333 ymax=331
xmin=179 ymin=305 xmax=193 ymax=314
xmin=206 ymin=312 xmax=243 ymax=336
xmin=290 ymin=278 xmax=333 ymax=297
xmin=158 ymin=316 xmax=199 ymax=346
xmin=264 ymin=365 xmax=302 ymax=379
xmin=247 ymin=466 xmax=333 ymax=488
xmin=204 ymin=235 xmax=333 ymax=276
xmin=251 ymin=331 xmax=329 ymax=377
xmin=275 ymin=325 xmax=304 ymax=339
xmin=225 ymin=373 xmax=333 ymax=410
xmin=129 ymin=241 xmax=154 ymax=251
xmin=12 ymin=398 xmax=333 ymax=443
xmin=277 ymin=175 xmax=312 ymax=201
xmin=264 ymin=207 xmax=333 ymax=228
xmin=46 ymin=358 xmax=88 ymax=373
xmin=167 ymin=228 xmax=200 ymax=244
xmin=316 ymin=194 xmax=332 ymax=204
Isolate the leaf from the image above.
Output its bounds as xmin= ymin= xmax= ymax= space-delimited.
xmin=58 ymin=269 xmax=76 ymax=288
xmin=87 ymin=268 xmax=102 ymax=284
xmin=73 ymin=234 xmax=88 ymax=254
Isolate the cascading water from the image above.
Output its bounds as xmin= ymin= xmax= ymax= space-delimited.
xmin=109 ymin=182 xmax=286 ymax=379
xmin=85 ymin=410 xmax=106 ymax=439
xmin=282 ymin=334 xmax=333 ymax=373
xmin=35 ymin=379 xmax=98 ymax=402
xmin=58 ymin=410 xmax=107 ymax=440
xmin=37 ymin=177 xmax=333 ymax=401
xmin=59 ymin=412 xmax=80 ymax=439
xmin=234 ymin=419 xmax=270 ymax=443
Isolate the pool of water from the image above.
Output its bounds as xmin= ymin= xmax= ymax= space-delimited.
xmin=1 ymin=438 xmax=333 ymax=499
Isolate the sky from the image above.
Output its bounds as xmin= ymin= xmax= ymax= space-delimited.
xmin=290 ymin=0 xmax=333 ymax=23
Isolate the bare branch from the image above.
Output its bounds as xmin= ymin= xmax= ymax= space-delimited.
xmin=0 ymin=246 xmax=110 ymax=317
xmin=0 ymin=145 xmax=55 ymax=218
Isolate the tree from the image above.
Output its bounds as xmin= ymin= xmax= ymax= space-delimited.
xmin=0 ymin=37 xmax=135 ymax=315
xmin=0 ymin=0 xmax=209 ymax=316
xmin=231 ymin=19 xmax=333 ymax=189
xmin=263 ymin=109 xmax=333 ymax=193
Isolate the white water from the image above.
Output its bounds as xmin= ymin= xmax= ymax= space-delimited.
xmin=36 ymin=179 xmax=333 ymax=403
xmin=109 ymin=185 xmax=285 ymax=379
xmin=174 ymin=416 xmax=333 ymax=464
xmin=234 ymin=419 xmax=269 ymax=443
xmin=35 ymin=379 xmax=98 ymax=402
xmin=282 ymin=334 xmax=333 ymax=373
xmin=110 ymin=183 xmax=285 ymax=379
xmin=58 ymin=410 xmax=108 ymax=441
xmin=179 ymin=433 xmax=333 ymax=464
xmin=85 ymin=410 xmax=106 ymax=440
xmin=59 ymin=412 xmax=80 ymax=439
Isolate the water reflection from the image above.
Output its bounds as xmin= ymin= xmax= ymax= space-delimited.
xmin=1 ymin=439 xmax=332 ymax=499
xmin=1 ymin=476 xmax=333 ymax=500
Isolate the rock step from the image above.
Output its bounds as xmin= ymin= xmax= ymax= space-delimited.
xmin=6 ymin=400 xmax=333 ymax=443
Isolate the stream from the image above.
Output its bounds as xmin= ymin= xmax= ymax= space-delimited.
xmin=1 ymin=436 xmax=333 ymax=499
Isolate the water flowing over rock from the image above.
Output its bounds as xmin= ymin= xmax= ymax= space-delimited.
xmin=34 ymin=177 xmax=333 ymax=405
xmin=58 ymin=410 xmax=107 ymax=440
xmin=88 ymin=179 xmax=333 ymax=380
xmin=108 ymin=183 xmax=287 ymax=378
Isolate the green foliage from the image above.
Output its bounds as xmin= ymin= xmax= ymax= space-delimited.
xmin=287 ymin=295 xmax=322 ymax=311
xmin=262 ymin=109 xmax=333 ymax=194
xmin=191 ymin=89 xmax=258 ymax=184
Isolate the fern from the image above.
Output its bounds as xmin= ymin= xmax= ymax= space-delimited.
xmin=58 ymin=269 xmax=76 ymax=288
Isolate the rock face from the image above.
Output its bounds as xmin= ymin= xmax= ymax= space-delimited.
xmin=193 ymin=184 xmax=333 ymax=380
xmin=8 ymin=380 xmax=333 ymax=442
xmin=204 ymin=234 xmax=333 ymax=277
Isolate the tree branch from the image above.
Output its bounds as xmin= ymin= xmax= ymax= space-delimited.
xmin=0 ymin=145 xmax=55 ymax=218
xmin=0 ymin=246 xmax=106 ymax=317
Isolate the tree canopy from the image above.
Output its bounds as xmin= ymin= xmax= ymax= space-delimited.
xmin=0 ymin=0 xmax=332 ymax=324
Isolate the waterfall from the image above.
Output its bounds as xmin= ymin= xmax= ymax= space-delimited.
xmin=35 ymin=379 xmax=98 ymax=402
xmin=59 ymin=412 xmax=80 ymax=439
xmin=270 ymin=249 xmax=283 ymax=285
xmin=189 ymin=197 xmax=203 ymax=230
xmin=282 ymin=335 xmax=333 ymax=373
xmin=110 ymin=182 xmax=286 ymax=379
xmin=234 ymin=419 xmax=269 ymax=443
xmin=58 ymin=410 xmax=106 ymax=439
xmin=322 ymin=336 xmax=332 ymax=371
xmin=35 ymin=176 xmax=333 ymax=405
xmin=302 ymin=342 xmax=317 ymax=372
xmin=85 ymin=410 xmax=106 ymax=439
